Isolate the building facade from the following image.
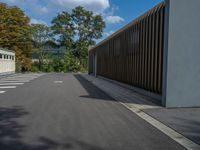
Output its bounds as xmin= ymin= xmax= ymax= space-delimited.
xmin=0 ymin=48 xmax=15 ymax=74
xmin=89 ymin=0 xmax=200 ymax=107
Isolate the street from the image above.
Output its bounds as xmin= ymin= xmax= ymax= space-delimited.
xmin=0 ymin=73 xmax=185 ymax=150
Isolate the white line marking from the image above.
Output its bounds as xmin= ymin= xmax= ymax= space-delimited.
xmin=5 ymin=78 xmax=34 ymax=80
xmin=0 ymin=91 xmax=5 ymax=93
xmin=0 ymin=86 xmax=16 ymax=89
xmin=54 ymin=81 xmax=63 ymax=83
xmin=0 ymin=80 xmax=30 ymax=83
xmin=0 ymin=83 xmax=24 ymax=85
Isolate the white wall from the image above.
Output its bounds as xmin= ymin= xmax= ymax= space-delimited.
xmin=0 ymin=60 xmax=15 ymax=74
xmin=0 ymin=49 xmax=15 ymax=74
xmin=164 ymin=0 xmax=200 ymax=107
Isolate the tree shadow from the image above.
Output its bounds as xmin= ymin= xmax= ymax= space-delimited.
xmin=0 ymin=106 xmax=61 ymax=150
xmin=0 ymin=106 xmax=105 ymax=150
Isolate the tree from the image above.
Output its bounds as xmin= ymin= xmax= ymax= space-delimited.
xmin=30 ymin=24 xmax=53 ymax=70
xmin=51 ymin=6 xmax=105 ymax=68
xmin=51 ymin=12 xmax=75 ymax=48
xmin=0 ymin=3 xmax=32 ymax=71
xmin=31 ymin=24 xmax=53 ymax=46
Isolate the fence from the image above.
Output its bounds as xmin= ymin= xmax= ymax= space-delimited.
xmin=89 ymin=2 xmax=165 ymax=95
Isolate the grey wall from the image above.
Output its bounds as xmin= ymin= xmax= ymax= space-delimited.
xmin=164 ymin=0 xmax=200 ymax=107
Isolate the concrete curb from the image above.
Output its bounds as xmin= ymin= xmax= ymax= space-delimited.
xmin=82 ymin=74 xmax=200 ymax=150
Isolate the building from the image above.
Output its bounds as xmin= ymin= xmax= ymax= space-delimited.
xmin=32 ymin=41 xmax=65 ymax=62
xmin=89 ymin=0 xmax=200 ymax=107
xmin=0 ymin=48 xmax=15 ymax=74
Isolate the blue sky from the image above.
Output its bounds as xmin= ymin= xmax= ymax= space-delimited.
xmin=0 ymin=0 xmax=162 ymax=41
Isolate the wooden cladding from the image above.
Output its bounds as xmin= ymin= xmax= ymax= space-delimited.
xmin=89 ymin=2 xmax=165 ymax=94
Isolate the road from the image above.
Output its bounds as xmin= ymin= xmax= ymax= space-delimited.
xmin=0 ymin=73 xmax=185 ymax=150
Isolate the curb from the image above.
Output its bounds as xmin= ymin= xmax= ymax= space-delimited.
xmin=82 ymin=74 xmax=200 ymax=150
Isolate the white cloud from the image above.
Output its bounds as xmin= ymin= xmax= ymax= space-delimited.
xmin=105 ymin=16 xmax=124 ymax=24
xmin=104 ymin=30 xmax=114 ymax=37
xmin=1 ymin=0 xmax=124 ymax=26
xmin=1 ymin=0 xmax=110 ymax=13
xmin=50 ymin=0 xmax=109 ymax=12
xmin=40 ymin=6 xmax=49 ymax=14
xmin=30 ymin=18 xmax=47 ymax=25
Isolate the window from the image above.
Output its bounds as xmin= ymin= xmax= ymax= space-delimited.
xmin=0 ymin=54 xmax=2 ymax=59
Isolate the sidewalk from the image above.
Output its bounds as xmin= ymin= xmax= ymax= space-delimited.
xmin=82 ymin=74 xmax=200 ymax=150
xmin=144 ymin=108 xmax=200 ymax=145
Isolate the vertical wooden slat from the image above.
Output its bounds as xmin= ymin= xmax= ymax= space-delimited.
xmin=150 ymin=11 xmax=156 ymax=92
xmin=133 ymin=24 xmax=137 ymax=85
xmin=139 ymin=21 xmax=143 ymax=88
xmin=154 ymin=9 xmax=159 ymax=93
xmin=144 ymin=14 xmax=149 ymax=90
xmin=158 ymin=6 xmax=164 ymax=94
xmin=135 ymin=23 xmax=139 ymax=87
xmin=141 ymin=18 xmax=146 ymax=89
xmin=88 ymin=2 xmax=165 ymax=95
xmin=131 ymin=27 xmax=134 ymax=85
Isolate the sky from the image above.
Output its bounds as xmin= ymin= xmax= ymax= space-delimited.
xmin=0 ymin=0 xmax=162 ymax=42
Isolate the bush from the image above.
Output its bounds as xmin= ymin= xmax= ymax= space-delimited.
xmin=30 ymin=51 xmax=88 ymax=73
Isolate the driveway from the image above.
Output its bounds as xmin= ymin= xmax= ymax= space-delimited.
xmin=0 ymin=73 xmax=185 ymax=150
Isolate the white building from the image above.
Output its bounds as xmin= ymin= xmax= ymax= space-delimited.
xmin=0 ymin=48 xmax=15 ymax=74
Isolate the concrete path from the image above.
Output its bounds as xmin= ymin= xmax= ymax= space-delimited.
xmin=0 ymin=73 xmax=185 ymax=150
xmin=144 ymin=108 xmax=200 ymax=145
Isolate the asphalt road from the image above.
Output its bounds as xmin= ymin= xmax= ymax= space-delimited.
xmin=0 ymin=73 xmax=185 ymax=150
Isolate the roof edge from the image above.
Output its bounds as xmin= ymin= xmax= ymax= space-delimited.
xmin=0 ymin=48 xmax=15 ymax=53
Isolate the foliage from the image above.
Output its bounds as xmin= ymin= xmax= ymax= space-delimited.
xmin=63 ymin=50 xmax=82 ymax=72
xmin=31 ymin=51 xmax=86 ymax=73
xmin=0 ymin=3 xmax=105 ymax=73
xmin=0 ymin=3 xmax=32 ymax=70
xmin=51 ymin=6 xmax=105 ymax=68
xmin=31 ymin=24 xmax=53 ymax=47
xmin=30 ymin=24 xmax=54 ymax=70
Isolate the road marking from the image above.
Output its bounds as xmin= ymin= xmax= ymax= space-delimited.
xmin=0 ymin=86 xmax=16 ymax=89
xmin=0 ymin=80 xmax=31 ymax=82
xmin=4 ymin=78 xmax=34 ymax=81
xmin=0 ymin=80 xmax=30 ymax=83
xmin=0 ymin=91 xmax=5 ymax=93
xmin=0 ymin=83 xmax=24 ymax=85
xmin=54 ymin=81 xmax=63 ymax=83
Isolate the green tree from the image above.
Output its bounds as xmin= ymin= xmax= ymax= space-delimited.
xmin=30 ymin=24 xmax=53 ymax=70
xmin=0 ymin=3 xmax=32 ymax=71
xmin=51 ymin=6 xmax=105 ymax=68
xmin=51 ymin=12 xmax=75 ymax=49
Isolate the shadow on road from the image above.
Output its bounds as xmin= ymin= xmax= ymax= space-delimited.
xmin=0 ymin=106 xmax=59 ymax=150
xmin=74 ymin=74 xmax=115 ymax=101
xmin=74 ymin=74 xmax=162 ymax=107
xmin=0 ymin=106 xmax=104 ymax=150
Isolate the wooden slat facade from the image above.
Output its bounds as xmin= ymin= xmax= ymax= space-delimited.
xmin=89 ymin=2 xmax=165 ymax=94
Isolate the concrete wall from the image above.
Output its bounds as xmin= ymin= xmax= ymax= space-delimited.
xmin=164 ymin=0 xmax=200 ymax=107
xmin=0 ymin=49 xmax=15 ymax=74
xmin=0 ymin=60 xmax=15 ymax=74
